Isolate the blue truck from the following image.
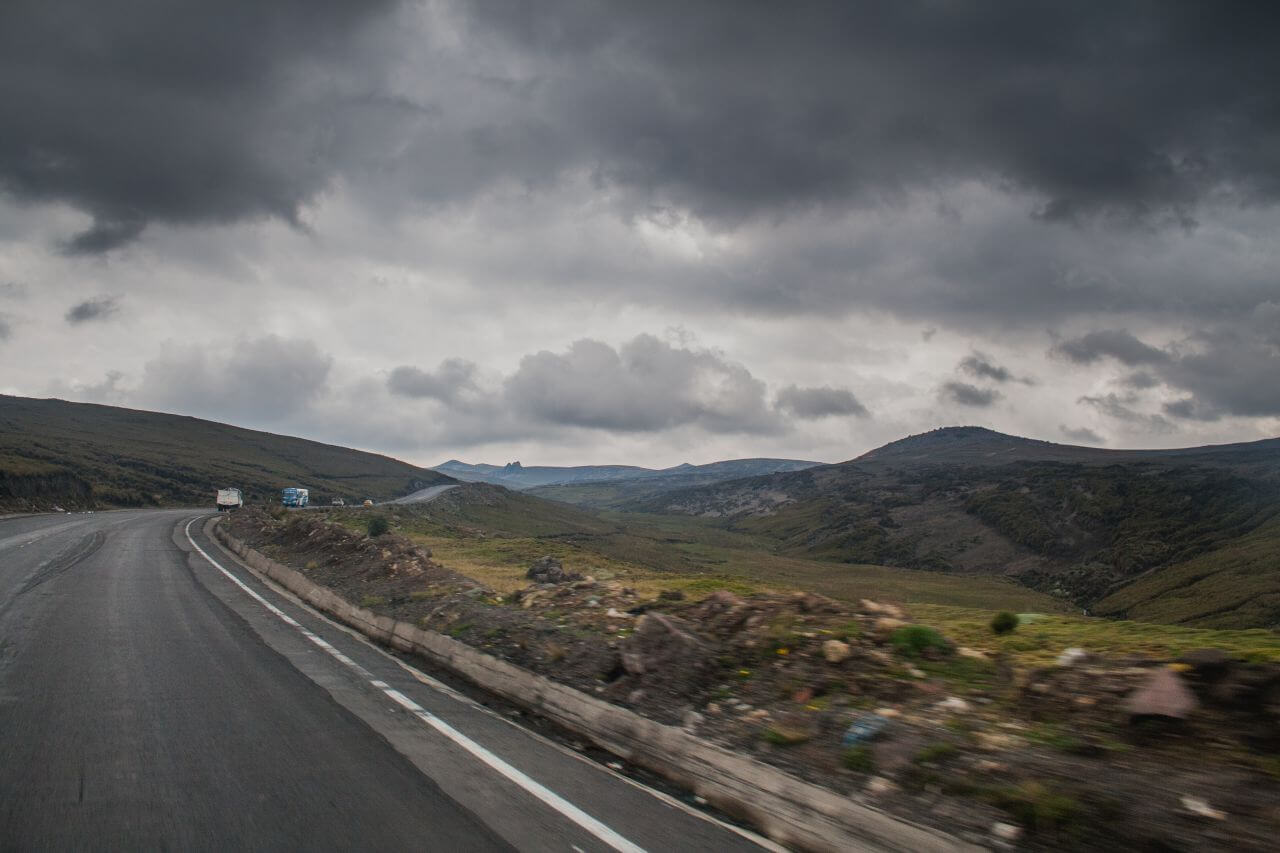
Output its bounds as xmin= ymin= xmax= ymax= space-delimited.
xmin=281 ymin=487 xmax=310 ymax=508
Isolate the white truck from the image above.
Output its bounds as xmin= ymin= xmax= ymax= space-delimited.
xmin=216 ymin=488 xmax=244 ymax=511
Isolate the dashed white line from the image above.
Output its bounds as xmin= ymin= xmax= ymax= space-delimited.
xmin=183 ymin=518 xmax=647 ymax=853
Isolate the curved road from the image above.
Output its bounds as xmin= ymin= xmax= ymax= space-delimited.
xmin=0 ymin=510 xmax=778 ymax=852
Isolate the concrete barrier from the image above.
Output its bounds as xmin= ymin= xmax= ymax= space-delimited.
xmin=212 ymin=520 xmax=982 ymax=853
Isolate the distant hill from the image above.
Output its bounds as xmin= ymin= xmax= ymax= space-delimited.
xmin=854 ymin=425 xmax=1280 ymax=473
xmin=435 ymin=457 xmax=821 ymax=493
xmin=636 ymin=426 xmax=1280 ymax=629
xmin=0 ymin=395 xmax=453 ymax=510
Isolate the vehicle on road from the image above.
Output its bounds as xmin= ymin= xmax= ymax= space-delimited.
xmin=362 ymin=499 xmax=373 ymax=507
xmin=216 ymin=488 xmax=243 ymax=511
xmin=281 ymin=487 xmax=310 ymax=508
xmin=331 ymin=497 xmax=345 ymax=506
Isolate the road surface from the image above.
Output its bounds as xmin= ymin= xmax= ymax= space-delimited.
xmin=0 ymin=510 xmax=778 ymax=851
xmin=387 ymin=484 xmax=459 ymax=505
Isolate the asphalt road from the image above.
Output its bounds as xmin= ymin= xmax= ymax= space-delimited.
xmin=0 ymin=510 xmax=778 ymax=852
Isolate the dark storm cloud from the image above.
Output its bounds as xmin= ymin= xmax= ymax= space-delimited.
xmin=1159 ymin=337 xmax=1280 ymax=419
xmin=939 ymin=382 xmax=1000 ymax=408
xmin=775 ymin=385 xmax=868 ymax=419
xmin=1078 ymin=393 xmax=1175 ymax=433
xmin=1120 ymin=371 xmax=1161 ymax=390
xmin=65 ymin=296 xmax=119 ymax=325
xmin=1053 ymin=330 xmax=1170 ymax=366
xmin=387 ymin=359 xmax=479 ymax=403
xmin=7 ymin=1 xmax=1280 ymax=253
xmin=1060 ymin=425 xmax=1104 ymax=445
xmin=465 ymin=1 xmax=1280 ymax=223
xmin=958 ymin=352 xmax=1032 ymax=385
xmin=1056 ymin=314 xmax=1280 ymax=420
xmin=503 ymin=335 xmax=780 ymax=434
xmin=1162 ymin=398 xmax=1218 ymax=422
xmin=0 ymin=0 xmax=397 ymax=250
xmin=137 ymin=335 xmax=332 ymax=423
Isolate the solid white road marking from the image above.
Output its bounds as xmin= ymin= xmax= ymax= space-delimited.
xmin=211 ymin=550 xmax=783 ymax=853
xmin=184 ymin=518 xmax=647 ymax=853
xmin=220 ymin=561 xmax=785 ymax=853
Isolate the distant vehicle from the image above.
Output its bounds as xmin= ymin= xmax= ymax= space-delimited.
xmin=281 ymin=487 xmax=310 ymax=508
xmin=331 ymin=498 xmax=345 ymax=506
xmin=362 ymin=499 xmax=373 ymax=508
xmin=216 ymin=488 xmax=243 ymax=511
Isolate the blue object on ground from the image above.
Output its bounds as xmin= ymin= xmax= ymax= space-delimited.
xmin=842 ymin=713 xmax=890 ymax=746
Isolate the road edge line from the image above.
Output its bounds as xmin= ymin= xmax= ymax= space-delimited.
xmin=183 ymin=516 xmax=647 ymax=853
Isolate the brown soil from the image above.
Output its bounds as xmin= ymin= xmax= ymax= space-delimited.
xmin=225 ymin=508 xmax=1280 ymax=851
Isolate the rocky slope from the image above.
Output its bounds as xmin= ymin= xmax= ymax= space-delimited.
xmin=226 ymin=507 xmax=1280 ymax=852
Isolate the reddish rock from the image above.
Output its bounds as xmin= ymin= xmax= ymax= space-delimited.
xmin=1125 ymin=668 xmax=1197 ymax=720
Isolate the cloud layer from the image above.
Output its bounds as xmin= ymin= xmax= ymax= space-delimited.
xmin=1 ymin=2 xmax=1278 ymax=464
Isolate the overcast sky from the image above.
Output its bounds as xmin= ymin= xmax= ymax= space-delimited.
xmin=2 ymin=1 xmax=1278 ymax=467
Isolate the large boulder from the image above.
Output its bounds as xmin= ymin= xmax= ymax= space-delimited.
xmin=525 ymin=555 xmax=582 ymax=584
xmin=823 ymin=639 xmax=852 ymax=664
xmin=618 ymin=613 xmax=713 ymax=703
xmin=1125 ymin=668 xmax=1197 ymax=720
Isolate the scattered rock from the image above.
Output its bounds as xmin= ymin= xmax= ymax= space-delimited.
xmin=617 ymin=613 xmax=713 ymax=703
xmin=860 ymin=598 xmax=906 ymax=620
xmin=1125 ymin=667 xmax=1198 ymax=720
xmin=1181 ymin=795 xmax=1226 ymax=820
xmin=796 ymin=592 xmax=841 ymax=613
xmin=991 ymin=822 xmax=1022 ymax=842
xmin=873 ymin=617 xmax=908 ymax=639
xmin=605 ymin=607 xmax=632 ymax=619
xmin=823 ymin=639 xmax=852 ymax=664
xmin=866 ymin=776 xmax=897 ymax=795
xmin=525 ymin=555 xmax=583 ymax=584
xmin=957 ymin=646 xmax=990 ymax=661
xmin=682 ymin=710 xmax=703 ymax=729
xmin=937 ymin=696 xmax=971 ymax=713
xmin=1056 ymin=647 xmax=1089 ymax=666
xmin=1179 ymin=648 xmax=1232 ymax=678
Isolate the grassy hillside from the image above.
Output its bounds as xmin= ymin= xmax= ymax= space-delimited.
xmin=1094 ymin=516 xmax=1280 ymax=628
xmin=353 ymin=483 xmax=1069 ymax=613
xmin=635 ymin=427 xmax=1280 ymax=629
xmin=526 ymin=463 xmax=823 ymax=509
xmin=0 ymin=395 xmax=452 ymax=510
xmin=338 ymin=484 xmax=1279 ymax=664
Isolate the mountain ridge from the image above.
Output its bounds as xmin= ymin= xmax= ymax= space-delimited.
xmin=434 ymin=457 xmax=822 ymax=490
xmin=632 ymin=425 xmax=1280 ymax=629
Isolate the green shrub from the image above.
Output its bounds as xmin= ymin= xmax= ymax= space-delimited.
xmin=991 ymin=611 xmax=1019 ymax=635
xmin=366 ymin=515 xmax=390 ymax=537
xmin=762 ymin=725 xmax=812 ymax=746
xmin=914 ymin=742 xmax=960 ymax=764
xmin=841 ymin=746 xmax=875 ymax=772
xmin=890 ymin=625 xmax=950 ymax=658
xmin=983 ymin=781 xmax=1081 ymax=832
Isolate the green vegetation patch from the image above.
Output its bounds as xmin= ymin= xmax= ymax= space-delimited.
xmin=913 ymin=604 xmax=1280 ymax=665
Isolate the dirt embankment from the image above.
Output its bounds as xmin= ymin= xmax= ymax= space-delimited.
xmin=226 ymin=508 xmax=1280 ymax=851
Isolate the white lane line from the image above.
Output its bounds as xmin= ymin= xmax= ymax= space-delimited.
xmin=184 ymin=518 xmax=646 ymax=853
xmin=216 ymin=560 xmax=784 ymax=853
